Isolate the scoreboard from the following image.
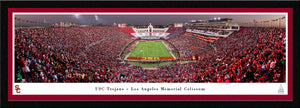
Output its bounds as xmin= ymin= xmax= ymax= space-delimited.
xmin=174 ymin=23 xmax=183 ymax=27
xmin=118 ymin=23 xmax=126 ymax=27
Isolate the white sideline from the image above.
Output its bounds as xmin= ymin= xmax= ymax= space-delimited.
xmin=161 ymin=41 xmax=176 ymax=59
xmin=125 ymin=41 xmax=139 ymax=60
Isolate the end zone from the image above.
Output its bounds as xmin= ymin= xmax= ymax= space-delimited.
xmin=126 ymin=56 xmax=175 ymax=61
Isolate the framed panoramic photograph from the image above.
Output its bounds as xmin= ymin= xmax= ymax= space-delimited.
xmin=1 ymin=1 xmax=299 ymax=107
xmin=6 ymin=7 xmax=293 ymax=101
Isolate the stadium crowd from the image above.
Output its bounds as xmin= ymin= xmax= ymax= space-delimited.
xmin=160 ymin=27 xmax=286 ymax=83
xmin=168 ymin=34 xmax=215 ymax=59
xmin=15 ymin=26 xmax=286 ymax=83
xmin=15 ymin=26 xmax=134 ymax=82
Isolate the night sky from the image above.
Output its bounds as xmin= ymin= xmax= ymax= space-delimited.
xmin=15 ymin=14 xmax=285 ymax=26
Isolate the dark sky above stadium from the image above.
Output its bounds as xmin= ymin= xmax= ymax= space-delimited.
xmin=15 ymin=14 xmax=285 ymax=26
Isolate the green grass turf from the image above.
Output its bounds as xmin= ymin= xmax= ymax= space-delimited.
xmin=127 ymin=61 xmax=174 ymax=67
xmin=128 ymin=41 xmax=172 ymax=57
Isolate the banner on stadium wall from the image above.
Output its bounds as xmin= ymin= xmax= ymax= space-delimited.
xmin=118 ymin=23 xmax=126 ymax=27
xmin=174 ymin=23 xmax=183 ymax=27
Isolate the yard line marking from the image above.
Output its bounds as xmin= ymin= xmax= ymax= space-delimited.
xmin=147 ymin=42 xmax=149 ymax=57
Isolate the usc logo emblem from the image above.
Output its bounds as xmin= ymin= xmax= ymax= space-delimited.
xmin=15 ymin=85 xmax=21 ymax=93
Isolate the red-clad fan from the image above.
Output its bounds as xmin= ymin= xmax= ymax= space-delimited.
xmin=14 ymin=27 xmax=286 ymax=83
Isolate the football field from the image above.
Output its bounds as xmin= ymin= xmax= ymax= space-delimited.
xmin=126 ymin=40 xmax=175 ymax=61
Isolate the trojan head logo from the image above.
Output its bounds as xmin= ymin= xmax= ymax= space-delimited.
xmin=15 ymin=85 xmax=21 ymax=93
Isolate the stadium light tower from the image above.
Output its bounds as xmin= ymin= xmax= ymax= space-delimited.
xmin=74 ymin=14 xmax=80 ymax=19
xmin=95 ymin=15 xmax=98 ymax=21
